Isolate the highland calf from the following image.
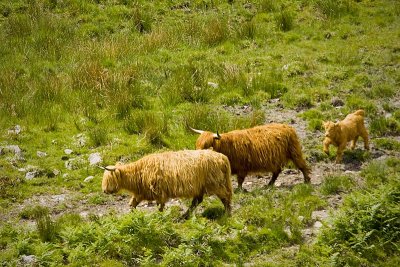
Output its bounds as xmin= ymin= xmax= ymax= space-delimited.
xmin=101 ymin=150 xmax=232 ymax=218
xmin=191 ymin=123 xmax=311 ymax=190
xmin=323 ymin=109 xmax=369 ymax=163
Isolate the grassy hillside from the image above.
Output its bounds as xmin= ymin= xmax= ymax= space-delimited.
xmin=1 ymin=0 xmax=399 ymax=266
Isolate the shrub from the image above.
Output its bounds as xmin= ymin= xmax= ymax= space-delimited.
xmin=202 ymin=16 xmax=228 ymax=46
xmin=275 ymin=8 xmax=294 ymax=32
xmin=88 ymin=126 xmax=109 ymax=147
xmin=320 ymin=174 xmax=355 ymax=195
xmin=318 ymin=167 xmax=400 ymax=265
xmin=370 ymin=116 xmax=400 ymax=137
xmin=313 ymin=0 xmax=356 ymax=19
xmin=237 ymin=19 xmax=257 ymax=39
xmin=374 ymin=138 xmax=400 ymax=151
xmin=123 ymin=110 xmax=168 ymax=146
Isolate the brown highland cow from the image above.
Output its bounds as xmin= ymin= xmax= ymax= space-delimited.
xmin=101 ymin=150 xmax=232 ymax=218
xmin=191 ymin=123 xmax=311 ymax=190
xmin=323 ymin=109 xmax=369 ymax=163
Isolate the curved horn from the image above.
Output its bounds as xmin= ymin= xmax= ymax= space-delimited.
xmin=98 ymin=166 xmax=117 ymax=172
xmin=213 ymin=131 xmax=221 ymax=140
xmin=189 ymin=126 xmax=204 ymax=135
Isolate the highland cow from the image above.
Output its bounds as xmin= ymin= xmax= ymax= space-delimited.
xmin=323 ymin=109 xmax=369 ymax=163
xmin=191 ymin=123 xmax=311 ymax=190
xmin=101 ymin=150 xmax=232 ymax=218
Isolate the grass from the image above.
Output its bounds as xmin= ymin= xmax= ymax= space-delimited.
xmin=0 ymin=0 xmax=399 ymax=266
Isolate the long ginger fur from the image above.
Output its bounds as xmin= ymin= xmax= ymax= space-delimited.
xmin=323 ymin=109 xmax=369 ymax=163
xmin=194 ymin=123 xmax=311 ymax=189
xmin=102 ymin=150 xmax=232 ymax=217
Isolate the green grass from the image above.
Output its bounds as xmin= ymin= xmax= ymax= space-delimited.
xmin=1 ymin=0 xmax=399 ymax=266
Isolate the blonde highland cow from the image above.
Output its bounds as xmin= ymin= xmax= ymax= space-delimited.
xmin=323 ymin=109 xmax=369 ymax=163
xmin=101 ymin=150 xmax=232 ymax=218
xmin=191 ymin=123 xmax=311 ymax=190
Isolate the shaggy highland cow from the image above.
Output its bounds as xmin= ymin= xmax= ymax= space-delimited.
xmin=191 ymin=123 xmax=311 ymax=190
xmin=101 ymin=150 xmax=232 ymax=218
xmin=323 ymin=109 xmax=369 ymax=163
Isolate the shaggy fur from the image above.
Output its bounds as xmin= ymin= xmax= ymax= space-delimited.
xmin=193 ymin=123 xmax=311 ymax=189
xmin=323 ymin=109 xmax=369 ymax=163
xmin=102 ymin=150 xmax=232 ymax=218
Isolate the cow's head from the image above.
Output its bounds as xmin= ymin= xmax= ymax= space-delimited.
xmin=323 ymin=121 xmax=340 ymax=140
xmin=189 ymin=127 xmax=221 ymax=150
xmin=100 ymin=165 xmax=120 ymax=194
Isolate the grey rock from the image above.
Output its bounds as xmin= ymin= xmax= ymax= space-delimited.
xmin=84 ymin=176 xmax=95 ymax=183
xmin=207 ymin=81 xmax=219 ymax=88
xmin=53 ymin=169 xmax=60 ymax=176
xmin=65 ymin=158 xmax=85 ymax=170
xmin=74 ymin=134 xmax=87 ymax=147
xmin=37 ymin=151 xmax=47 ymax=158
xmin=8 ymin=125 xmax=21 ymax=135
xmin=64 ymin=149 xmax=73 ymax=155
xmin=314 ymin=221 xmax=323 ymax=229
xmin=88 ymin=152 xmax=102 ymax=166
xmin=20 ymin=255 xmax=37 ymax=266
xmin=25 ymin=170 xmax=40 ymax=180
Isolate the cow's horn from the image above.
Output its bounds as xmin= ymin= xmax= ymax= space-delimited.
xmin=213 ymin=131 xmax=221 ymax=139
xmin=189 ymin=127 xmax=204 ymax=135
xmin=98 ymin=166 xmax=117 ymax=172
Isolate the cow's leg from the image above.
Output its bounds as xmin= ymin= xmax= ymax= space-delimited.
xmin=182 ymin=195 xmax=203 ymax=219
xmin=323 ymin=138 xmax=331 ymax=155
xmin=129 ymin=196 xmax=140 ymax=210
xmin=237 ymin=173 xmax=247 ymax=191
xmin=158 ymin=202 xmax=165 ymax=212
xmin=268 ymin=169 xmax=282 ymax=186
xmin=360 ymin=128 xmax=369 ymax=150
xmin=335 ymin=144 xmax=346 ymax=163
xmin=350 ymin=136 xmax=359 ymax=150
xmin=216 ymin=192 xmax=232 ymax=216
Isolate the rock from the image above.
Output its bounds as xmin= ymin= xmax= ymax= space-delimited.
xmin=311 ymin=210 xmax=329 ymax=221
xmin=314 ymin=221 xmax=323 ymax=229
xmin=207 ymin=81 xmax=219 ymax=88
xmin=88 ymin=152 xmax=102 ymax=166
xmin=64 ymin=149 xmax=73 ymax=155
xmin=63 ymin=173 xmax=69 ymax=179
xmin=74 ymin=134 xmax=87 ymax=147
xmin=8 ymin=125 xmax=21 ymax=135
xmin=84 ymin=176 xmax=94 ymax=183
xmin=0 ymin=145 xmax=21 ymax=156
xmin=53 ymin=169 xmax=60 ymax=176
xmin=37 ymin=151 xmax=47 ymax=158
xmin=65 ymin=158 xmax=85 ymax=170
xmin=331 ymin=97 xmax=344 ymax=107
xmin=20 ymin=255 xmax=37 ymax=266
xmin=51 ymin=194 xmax=66 ymax=202
xmin=25 ymin=170 xmax=41 ymax=180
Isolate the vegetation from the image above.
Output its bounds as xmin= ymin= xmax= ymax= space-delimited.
xmin=1 ymin=0 xmax=399 ymax=266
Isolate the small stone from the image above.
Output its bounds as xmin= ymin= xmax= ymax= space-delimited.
xmin=314 ymin=221 xmax=323 ymax=228
xmin=331 ymin=97 xmax=344 ymax=107
xmin=8 ymin=125 xmax=21 ymax=135
xmin=207 ymin=81 xmax=219 ymax=88
xmin=64 ymin=149 xmax=73 ymax=155
xmin=84 ymin=176 xmax=94 ymax=183
xmin=65 ymin=158 xmax=85 ymax=170
xmin=20 ymin=255 xmax=37 ymax=265
xmin=37 ymin=151 xmax=47 ymax=158
xmin=25 ymin=171 xmax=40 ymax=180
xmin=53 ymin=169 xmax=60 ymax=176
